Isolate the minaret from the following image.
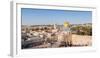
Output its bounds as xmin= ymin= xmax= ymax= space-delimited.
xmin=54 ymin=24 xmax=57 ymax=29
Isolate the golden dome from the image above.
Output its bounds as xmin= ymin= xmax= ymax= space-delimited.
xmin=64 ymin=21 xmax=70 ymax=27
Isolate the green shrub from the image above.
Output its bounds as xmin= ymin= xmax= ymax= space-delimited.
xmin=71 ymin=25 xmax=92 ymax=36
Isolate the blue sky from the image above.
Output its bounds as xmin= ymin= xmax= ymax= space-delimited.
xmin=21 ymin=8 xmax=92 ymax=25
